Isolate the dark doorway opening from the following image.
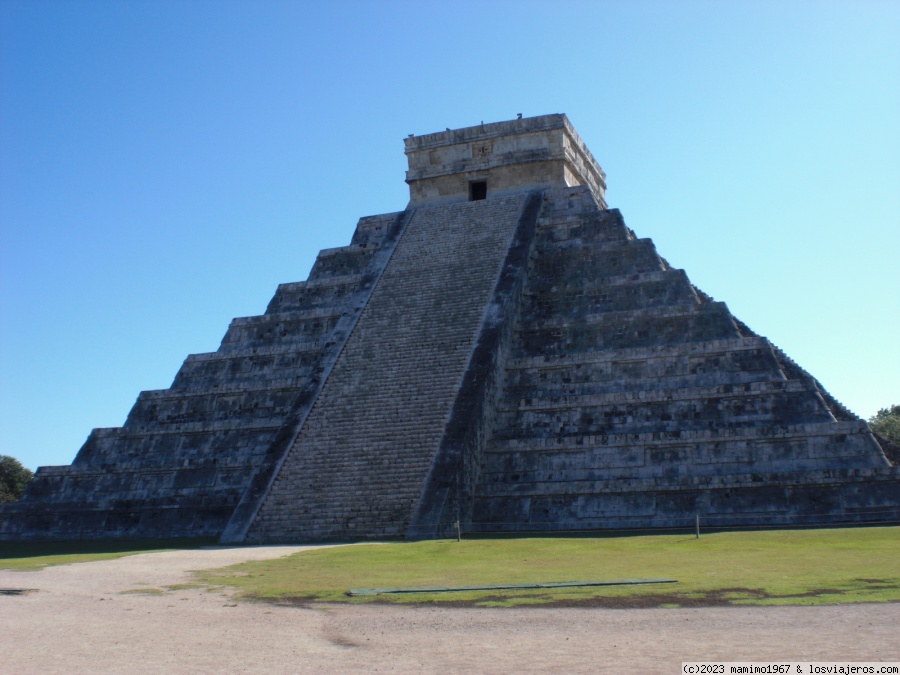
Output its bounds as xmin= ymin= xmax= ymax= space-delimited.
xmin=469 ymin=181 xmax=487 ymax=201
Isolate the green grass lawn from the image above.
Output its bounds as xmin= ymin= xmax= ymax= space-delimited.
xmin=3 ymin=528 xmax=897 ymax=608
xmin=198 ymin=527 xmax=900 ymax=608
xmin=0 ymin=538 xmax=217 ymax=571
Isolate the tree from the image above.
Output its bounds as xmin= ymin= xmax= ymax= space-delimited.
xmin=869 ymin=405 xmax=900 ymax=446
xmin=0 ymin=455 xmax=33 ymax=503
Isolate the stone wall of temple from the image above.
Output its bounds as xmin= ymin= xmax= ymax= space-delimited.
xmin=3 ymin=114 xmax=897 ymax=542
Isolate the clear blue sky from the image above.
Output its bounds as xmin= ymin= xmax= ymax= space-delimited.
xmin=1 ymin=1 xmax=898 ymax=470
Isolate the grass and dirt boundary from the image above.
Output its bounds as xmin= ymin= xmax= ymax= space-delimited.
xmin=2 ymin=527 xmax=897 ymax=609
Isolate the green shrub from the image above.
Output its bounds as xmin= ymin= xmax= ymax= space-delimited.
xmin=0 ymin=455 xmax=34 ymax=503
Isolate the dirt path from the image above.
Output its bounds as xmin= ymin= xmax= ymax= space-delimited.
xmin=1 ymin=546 xmax=897 ymax=674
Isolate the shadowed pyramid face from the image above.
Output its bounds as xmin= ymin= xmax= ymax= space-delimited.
xmin=2 ymin=115 xmax=897 ymax=544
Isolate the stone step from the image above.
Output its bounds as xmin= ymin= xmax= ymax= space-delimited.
xmin=515 ymin=301 xmax=739 ymax=355
xmin=219 ymin=308 xmax=343 ymax=347
xmin=534 ymin=210 xmax=633 ymax=245
xmin=470 ymin=466 xmax=900 ymax=532
xmin=505 ymin=371 xmax=786 ymax=402
xmin=271 ymin=273 xmax=361 ymax=292
xmin=348 ymin=212 xmax=404 ymax=246
xmin=499 ymin=379 xmax=815 ymax=412
xmin=124 ymin=385 xmax=303 ymax=427
xmin=529 ymin=237 xmax=665 ymax=279
xmin=522 ymin=299 xmax=729 ymax=330
xmin=492 ymin=391 xmax=833 ymax=437
xmin=184 ymin=339 xmax=329 ymax=361
xmin=217 ymin=324 xmax=339 ymax=351
xmin=523 ymin=269 xmax=698 ymax=316
xmin=477 ymin=466 xmax=887 ymax=502
xmin=488 ymin=419 xmax=873 ymax=453
xmin=480 ymin=437 xmax=887 ymax=489
xmin=108 ymin=417 xmax=286 ymax=434
xmin=505 ymin=336 xmax=772 ymax=370
xmin=477 ymin=465 xmax=896 ymax=501
xmin=535 ymin=186 xmax=608 ymax=218
xmin=1 ymin=492 xmax=242 ymax=539
xmin=24 ymin=462 xmax=253 ymax=492
xmin=264 ymin=274 xmax=362 ymax=314
xmin=74 ymin=425 xmax=279 ymax=464
xmin=526 ymin=268 xmax=690 ymax=295
xmin=307 ymin=243 xmax=378 ymax=279
xmin=229 ymin=306 xmax=345 ymax=326
xmin=138 ymin=380 xmax=306 ymax=400
xmin=171 ymin=362 xmax=313 ymax=391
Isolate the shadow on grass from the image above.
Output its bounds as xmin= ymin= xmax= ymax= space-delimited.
xmin=247 ymin=587 xmax=833 ymax=610
xmin=242 ymin=580 xmax=900 ymax=611
xmin=0 ymin=538 xmax=218 ymax=560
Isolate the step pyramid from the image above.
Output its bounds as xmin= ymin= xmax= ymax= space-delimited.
xmin=2 ymin=114 xmax=897 ymax=542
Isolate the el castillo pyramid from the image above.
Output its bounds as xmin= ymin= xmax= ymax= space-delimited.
xmin=3 ymin=114 xmax=898 ymax=542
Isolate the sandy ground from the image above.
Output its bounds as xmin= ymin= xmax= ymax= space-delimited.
xmin=1 ymin=545 xmax=898 ymax=674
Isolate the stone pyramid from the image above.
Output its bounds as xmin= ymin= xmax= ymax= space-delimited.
xmin=3 ymin=114 xmax=898 ymax=542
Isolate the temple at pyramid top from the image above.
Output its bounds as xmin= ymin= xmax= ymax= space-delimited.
xmin=404 ymin=113 xmax=607 ymax=207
